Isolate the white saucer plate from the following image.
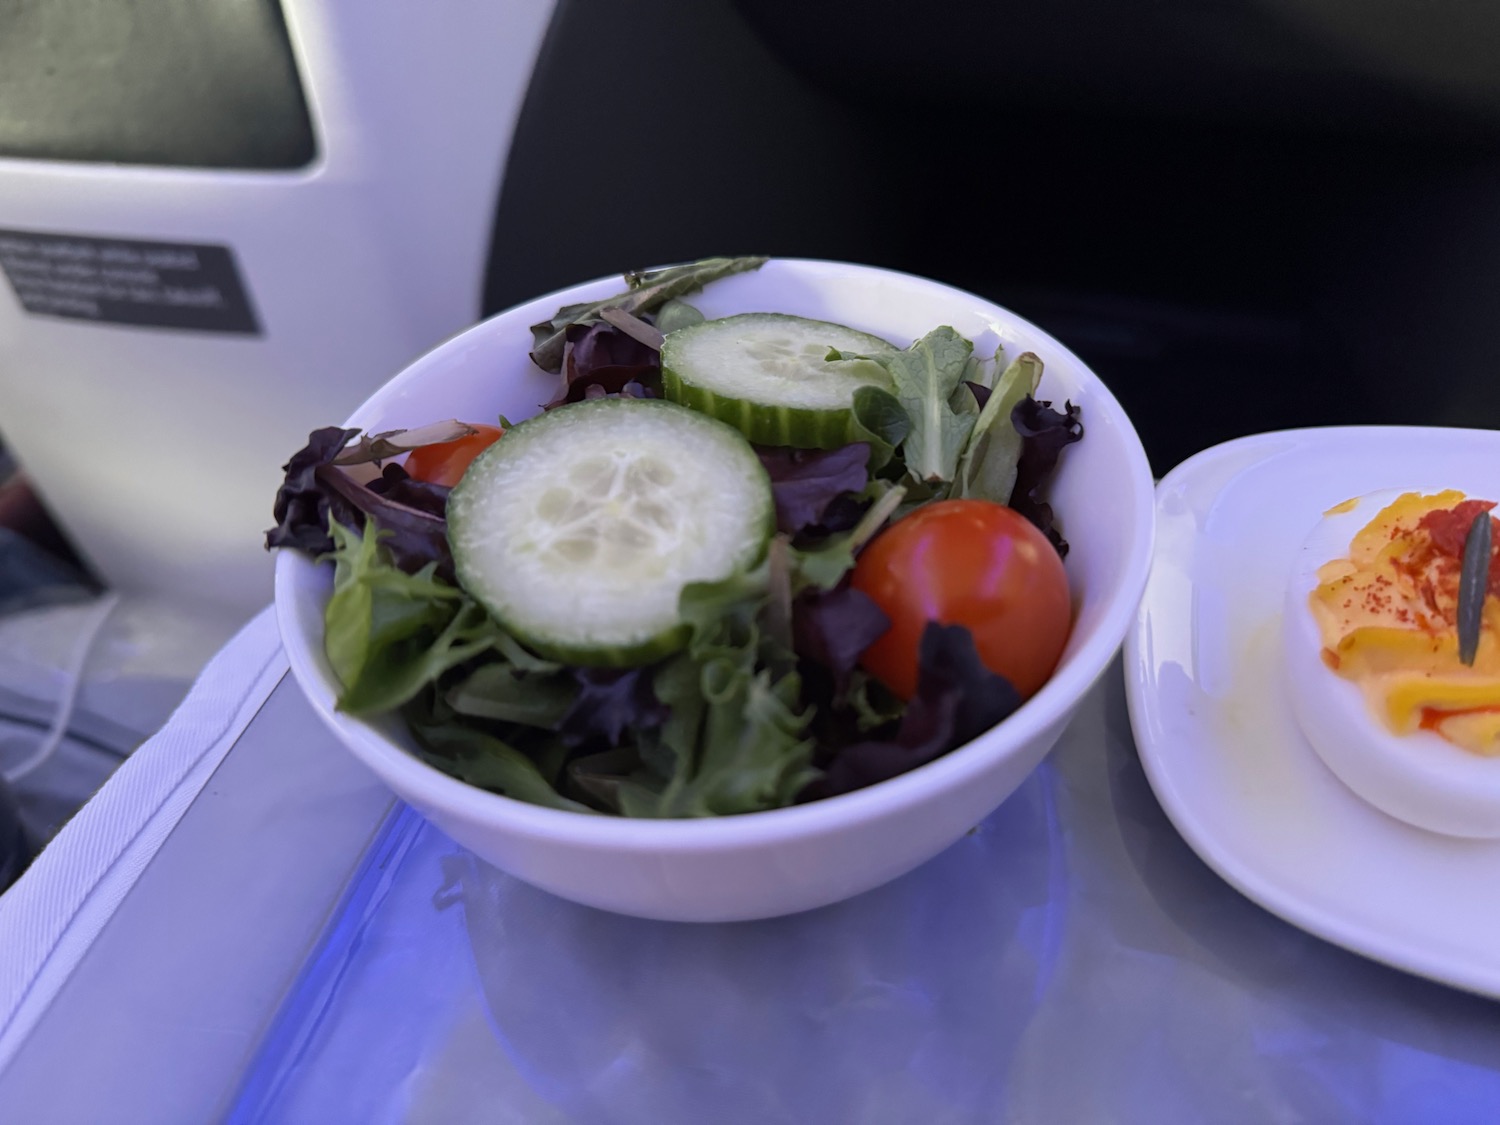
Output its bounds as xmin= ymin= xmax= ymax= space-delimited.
xmin=1125 ymin=427 xmax=1500 ymax=999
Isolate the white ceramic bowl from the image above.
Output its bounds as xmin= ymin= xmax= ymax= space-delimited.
xmin=275 ymin=259 xmax=1156 ymax=922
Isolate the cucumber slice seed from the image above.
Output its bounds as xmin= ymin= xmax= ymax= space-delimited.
xmin=661 ymin=313 xmax=897 ymax=449
xmin=447 ymin=397 xmax=773 ymax=667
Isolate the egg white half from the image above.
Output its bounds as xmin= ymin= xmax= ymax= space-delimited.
xmin=1283 ymin=488 xmax=1500 ymax=838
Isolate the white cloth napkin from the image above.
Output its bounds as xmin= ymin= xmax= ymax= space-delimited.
xmin=0 ymin=606 xmax=286 ymax=1073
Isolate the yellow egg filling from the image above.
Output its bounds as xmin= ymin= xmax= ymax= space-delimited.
xmin=1309 ymin=490 xmax=1500 ymax=757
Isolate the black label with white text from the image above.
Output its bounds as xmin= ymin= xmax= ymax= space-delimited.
xmin=0 ymin=229 xmax=260 ymax=334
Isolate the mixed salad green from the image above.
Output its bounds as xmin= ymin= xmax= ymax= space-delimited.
xmin=268 ymin=257 xmax=1083 ymax=817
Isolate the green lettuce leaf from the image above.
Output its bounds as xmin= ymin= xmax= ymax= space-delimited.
xmin=835 ymin=327 xmax=975 ymax=486
xmin=634 ymin=657 xmax=816 ymax=819
xmin=953 ymin=352 xmax=1043 ymax=504
xmin=405 ymin=692 xmax=594 ymax=814
xmin=446 ymin=663 xmax=577 ymax=728
xmin=323 ymin=520 xmax=540 ymax=716
xmin=616 ymin=563 xmax=819 ymax=818
xmin=849 ymin=385 xmax=910 ymax=472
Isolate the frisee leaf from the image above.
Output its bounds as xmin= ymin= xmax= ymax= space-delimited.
xmin=618 ymin=557 xmax=820 ymax=818
xmin=647 ymin=662 xmax=816 ymax=818
xmin=1459 ymin=509 xmax=1491 ymax=666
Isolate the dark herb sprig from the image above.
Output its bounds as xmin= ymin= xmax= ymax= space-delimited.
xmin=528 ymin=256 xmax=767 ymax=372
xmin=1458 ymin=509 xmax=1492 ymax=666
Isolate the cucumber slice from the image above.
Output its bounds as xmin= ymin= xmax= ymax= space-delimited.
xmin=447 ymin=397 xmax=773 ymax=667
xmin=660 ymin=313 xmax=897 ymax=448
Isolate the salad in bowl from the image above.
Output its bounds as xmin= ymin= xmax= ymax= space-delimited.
xmin=270 ymin=258 xmax=1154 ymax=920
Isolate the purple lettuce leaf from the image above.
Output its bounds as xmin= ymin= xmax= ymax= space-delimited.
xmin=316 ymin=465 xmax=454 ymax=580
xmin=557 ymin=666 xmax=670 ymax=748
xmin=265 ymin=427 xmax=455 ymax=578
xmin=1010 ymin=397 xmax=1084 ymax=557
xmin=797 ymin=622 xmax=1021 ymax=802
xmin=369 ymin=463 xmax=450 ymax=517
xmin=793 ymin=584 xmax=890 ymax=697
xmin=755 ymin=443 xmax=872 ymax=535
xmin=794 ymin=493 xmax=871 ymax=544
xmin=266 ymin=426 xmax=361 ymax=556
xmin=543 ymin=322 xmax=661 ymax=410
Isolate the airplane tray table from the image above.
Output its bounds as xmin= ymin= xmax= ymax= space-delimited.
xmin=1 ymin=615 xmax=1497 ymax=1124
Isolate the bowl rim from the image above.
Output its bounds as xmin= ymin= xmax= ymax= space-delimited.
xmin=274 ymin=257 xmax=1156 ymax=849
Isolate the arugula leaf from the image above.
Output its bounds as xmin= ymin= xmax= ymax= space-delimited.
xmin=323 ymin=521 xmax=457 ymax=688
xmin=339 ymin=601 xmax=500 ymax=716
xmin=953 ymin=352 xmax=1043 ymax=504
xmin=834 ymin=327 xmax=975 ymax=486
xmin=446 ymin=663 xmax=577 ymax=729
xmin=405 ymin=692 xmax=595 ymax=814
xmin=322 ymin=521 xmax=498 ymax=715
xmin=529 ymin=256 xmax=768 ymax=372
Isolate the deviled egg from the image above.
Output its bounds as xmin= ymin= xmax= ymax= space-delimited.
xmin=1283 ymin=488 xmax=1500 ymax=837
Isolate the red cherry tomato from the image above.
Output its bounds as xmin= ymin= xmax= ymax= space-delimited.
xmin=402 ymin=424 xmax=504 ymax=488
xmin=851 ymin=499 xmax=1072 ymax=701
